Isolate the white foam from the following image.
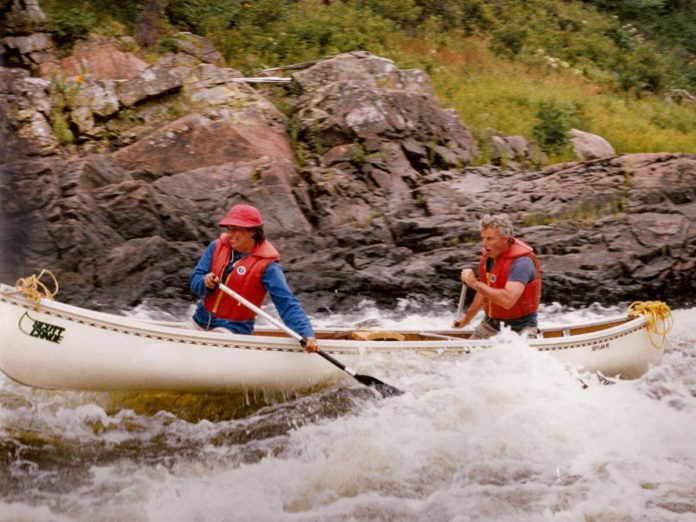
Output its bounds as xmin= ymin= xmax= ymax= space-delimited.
xmin=1 ymin=303 xmax=695 ymax=521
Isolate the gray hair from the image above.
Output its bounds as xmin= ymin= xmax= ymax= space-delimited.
xmin=480 ymin=214 xmax=514 ymax=237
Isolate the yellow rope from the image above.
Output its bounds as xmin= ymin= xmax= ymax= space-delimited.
xmin=628 ymin=300 xmax=673 ymax=350
xmin=14 ymin=269 xmax=59 ymax=311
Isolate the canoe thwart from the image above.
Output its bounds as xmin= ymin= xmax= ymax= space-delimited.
xmin=349 ymin=330 xmax=406 ymax=341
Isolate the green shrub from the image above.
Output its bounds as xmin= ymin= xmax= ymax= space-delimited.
xmin=155 ymin=36 xmax=181 ymax=54
xmin=165 ymin=0 xmax=213 ymax=32
xmin=415 ymin=0 xmax=493 ymax=32
xmin=44 ymin=0 xmax=694 ymax=94
xmin=354 ymin=0 xmax=421 ymax=28
xmin=49 ymin=8 xmax=96 ymax=50
xmin=208 ymin=0 xmax=397 ymax=71
xmin=48 ymin=78 xmax=79 ymax=144
xmin=532 ymin=100 xmax=586 ymax=156
xmin=36 ymin=0 xmax=696 ymax=157
xmin=51 ymin=113 xmax=75 ymax=145
xmin=490 ymin=26 xmax=527 ymax=57
xmin=88 ymin=0 xmax=143 ymax=30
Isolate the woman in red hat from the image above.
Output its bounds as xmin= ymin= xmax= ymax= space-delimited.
xmin=189 ymin=204 xmax=319 ymax=352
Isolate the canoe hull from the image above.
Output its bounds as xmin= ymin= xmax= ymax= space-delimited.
xmin=0 ymin=285 xmax=666 ymax=392
xmin=1 ymin=299 xmax=337 ymax=392
xmin=532 ymin=321 xmax=663 ymax=379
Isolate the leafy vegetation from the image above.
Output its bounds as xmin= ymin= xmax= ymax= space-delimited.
xmin=38 ymin=0 xmax=696 ymax=159
xmin=48 ymin=78 xmax=79 ymax=144
xmin=532 ymin=100 xmax=587 ymax=157
xmin=46 ymin=7 xmax=96 ymax=50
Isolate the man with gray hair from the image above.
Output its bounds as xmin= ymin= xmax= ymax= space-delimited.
xmin=455 ymin=214 xmax=542 ymax=338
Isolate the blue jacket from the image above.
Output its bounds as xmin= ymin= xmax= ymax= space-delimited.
xmin=190 ymin=241 xmax=315 ymax=339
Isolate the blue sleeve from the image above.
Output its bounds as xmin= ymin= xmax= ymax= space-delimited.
xmin=189 ymin=241 xmax=217 ymax=297
xmin=262 ymin=262 xmax=315 ymax=339
xmin=508 ymin=256 xmax=536 ymax=284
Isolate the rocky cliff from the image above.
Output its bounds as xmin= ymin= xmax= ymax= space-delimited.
xmin=1 ymin=1 xmax=695 ymax=314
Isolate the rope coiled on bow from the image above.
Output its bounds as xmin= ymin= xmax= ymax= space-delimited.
xmin=14 ymin=269 xmax=59 ymax=311
xmin=628 ymin=301 xmax=673 ymax=350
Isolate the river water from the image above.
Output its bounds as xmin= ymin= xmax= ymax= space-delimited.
xmin=1 ymin=301 xmax=695 ymax=522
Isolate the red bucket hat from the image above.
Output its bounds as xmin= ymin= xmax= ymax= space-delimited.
xmin=218 ymin=204 xmax=263 ymax=228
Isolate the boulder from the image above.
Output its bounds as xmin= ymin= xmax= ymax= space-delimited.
xmin=2 ymin=0 xmax=47 ymax=34
xmin=116 ymin=61 xmax=184 ymax=107
xmin=0 ymin=67 xmax=58 ymax=158
xmin=168 ymin=32 xmax=225 ymax=67
xmin=489 ymin=133 xmax=547 ymax=167
xmin=293 ymin=52 xmax=476 ymax=167
xmin=4 ymin=150 xmax=695 ymax=313
xmin=292 ymin=52 xmax=478 ymax=234
xmin=293 ymin=50 xmax=432 ymax=95
xmin=1 ymin=0 xmax=59 ymax=73
xmin=40 ymin=36 xmax=149 ymax=81
xmin=2 ymin=32 xmax=58 ymax=72
xmin=569 ymin=128 xmax=616 ymax=161
xmin=0 ymin=152 xmax=313 ymax=309
xmin=67 ymin=75 xmax=120 ymax=136
xmin=287 ymin=153 xmax=696 ymax=311
xmin=112 ymin=108 xmax=293 ymax=179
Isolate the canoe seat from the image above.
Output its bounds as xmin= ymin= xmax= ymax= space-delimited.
xmin=349 ymin=330 xmax=406 ymax=341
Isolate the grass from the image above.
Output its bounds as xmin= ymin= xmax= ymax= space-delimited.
xmin=391 ymin=35 xmax=696 ymax=158
xmin=37 ymin=0 xmax=696 ymax=160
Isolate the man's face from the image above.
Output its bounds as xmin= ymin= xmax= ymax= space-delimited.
xmin=481 ymin=226 xmax=510 ymax=259
xmin=227 ymin=226 xmax=255 ymax=253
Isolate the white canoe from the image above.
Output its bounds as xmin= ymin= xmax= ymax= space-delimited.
xmin=0 ymin=283 xmax=671 ymax=393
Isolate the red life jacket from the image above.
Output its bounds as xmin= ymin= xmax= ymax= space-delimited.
xmin=203 ymin=234 xmax=280 ymax=321
xmin=478 ymin=238 xmax=542 ymax=320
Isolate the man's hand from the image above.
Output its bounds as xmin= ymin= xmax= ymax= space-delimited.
xmin=460 ymin=268 xmax=477 ymax=288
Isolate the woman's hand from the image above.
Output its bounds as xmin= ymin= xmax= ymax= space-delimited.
xmin=204 ymin=273 xmax=219 ymax=289
xmin=303 ymin=337 xmax=319 ymax=353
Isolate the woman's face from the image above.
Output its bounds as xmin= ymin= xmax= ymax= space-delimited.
xmin=227 ymin=226 xmax=255 ymax=253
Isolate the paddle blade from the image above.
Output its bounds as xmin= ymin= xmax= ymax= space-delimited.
xmin=354 ymin=373 xmax=404 ymax=397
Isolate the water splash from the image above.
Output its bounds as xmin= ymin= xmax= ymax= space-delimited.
xmin=1 ymin=302 xmax=695 ymax=521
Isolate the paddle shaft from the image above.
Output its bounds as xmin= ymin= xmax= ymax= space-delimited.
xmin=216 ymin=283 xmax=360 ymax=377
xmin=453 ymin=284 xmax=467 ymax=327
xmin=457 ymin=284 xmax=467 ymax=317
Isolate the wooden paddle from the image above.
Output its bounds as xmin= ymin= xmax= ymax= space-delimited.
xmin=216 ymin=282 xmax=403 ymax=398
xmin=452 ymin=284 xmax=467 ymax=327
